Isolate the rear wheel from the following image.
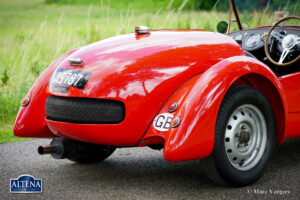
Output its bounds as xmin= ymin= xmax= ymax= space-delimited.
xmin=204 ymin=85 xmax=276 ymax=187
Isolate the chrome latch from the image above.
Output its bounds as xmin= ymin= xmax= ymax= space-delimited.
xmin=68 ymin=57 xmax=83 ymax=66
xmin=135 ymin=26 xmax=151 ymax=34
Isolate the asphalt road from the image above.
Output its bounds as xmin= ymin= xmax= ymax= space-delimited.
xmin=0 ymin=139 xmax=299 ymax=200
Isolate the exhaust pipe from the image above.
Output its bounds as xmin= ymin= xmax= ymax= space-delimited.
xmin=38 ymin=145 xmax=55 ymax=155
xmin=37 ymin=138 xmax=102 ymax=159
xmin=37 ymin=138 xmax=66 ymax=159
xmin=38 ymin=137 xmax=113 ymax=160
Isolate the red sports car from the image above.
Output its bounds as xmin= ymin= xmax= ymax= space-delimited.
xmin=14 ymin=0 xmax=300 ymax=186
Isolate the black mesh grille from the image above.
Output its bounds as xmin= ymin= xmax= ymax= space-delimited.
xmin=45 ymin=96 xmax=125 ymax=124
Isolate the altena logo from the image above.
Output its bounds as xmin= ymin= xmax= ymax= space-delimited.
xmin=10 ymin=174 xmax=42 ymax=193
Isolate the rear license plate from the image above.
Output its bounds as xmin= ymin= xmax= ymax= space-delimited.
xmin=49 ymin=68 xmax=91 ymax=90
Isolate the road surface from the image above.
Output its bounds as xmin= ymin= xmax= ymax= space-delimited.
xmin=0 ymin=139 xmax=299 ymax=199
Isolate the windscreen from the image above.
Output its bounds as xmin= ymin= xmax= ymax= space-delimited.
xmin=213 ymin=0 xmax=300 ymax=32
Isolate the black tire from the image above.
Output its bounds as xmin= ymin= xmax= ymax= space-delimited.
xmin=203 ymin=85 xmax=276 ymax=187
xmin=67 ymin=144 xmax=116 ymax=164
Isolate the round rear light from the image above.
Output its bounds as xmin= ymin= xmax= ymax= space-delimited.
xmin=168 ymin=102 xmax=178 ymax=113
xmin=21 ymin=96 xmax=30 ymax=107
xmin=171 ymin=117 xmax=181 ymax=128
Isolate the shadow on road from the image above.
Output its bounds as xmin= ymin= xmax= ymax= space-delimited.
xmin=58 ymin=139 xmax=300 ymax=194
xmin=1 ymin=138 xmax=299 ymax=199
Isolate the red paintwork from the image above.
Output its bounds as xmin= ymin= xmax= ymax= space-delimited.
xmin=14 ymin=29 xmax=300 ymax=162
xmin=46 ymin=31 xmax=244 ymax=145
xmin=279 ymin=72 xmax=300 ymax=138
xmin=14 ymin=49 xmax=78 ymax=138
xmin=142 ymin=56 xmax=289 ymax=161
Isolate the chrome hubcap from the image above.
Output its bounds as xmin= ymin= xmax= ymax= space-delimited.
xmin=224 ymin=104 xmax=267 ymax=171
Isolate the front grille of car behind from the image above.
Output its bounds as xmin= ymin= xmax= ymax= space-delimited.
xmin=45 ymin=96 xmax=125 ymax=124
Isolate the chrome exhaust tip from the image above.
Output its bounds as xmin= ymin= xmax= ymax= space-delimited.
xmin=38 ymin=145 xmax=55 ymax=155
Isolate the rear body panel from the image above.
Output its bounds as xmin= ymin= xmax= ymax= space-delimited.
xmin=13 ymin=29 xmax=300 ymax=161
xmin=13 ymin=49 xmax=78 ymax=138
xmin=45 ymin=31 xmax=244 ymax=145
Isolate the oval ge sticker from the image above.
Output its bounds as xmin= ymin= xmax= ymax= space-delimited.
xmin=153 ymin=113 xmax=173 ymax=132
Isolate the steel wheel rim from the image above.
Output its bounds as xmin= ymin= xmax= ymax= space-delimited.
xmin=224 ymin=104 xmax=267 ymax=171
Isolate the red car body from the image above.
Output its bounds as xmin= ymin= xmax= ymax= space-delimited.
xmin=14 ymin=28 xmax=300 ymax=162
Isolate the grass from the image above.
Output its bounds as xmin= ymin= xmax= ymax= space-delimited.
xmin=0 ymin=123 xmax=31 ymax=143
xmin=0 ymin=0 xmax=280 ymax=143
xmin=45 ymin=0 xmax=205 ymax=10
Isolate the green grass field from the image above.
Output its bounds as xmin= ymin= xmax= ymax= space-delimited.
xmin=0 ymin=0 xmax=278 ymax=143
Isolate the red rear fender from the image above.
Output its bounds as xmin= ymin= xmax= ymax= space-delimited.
xmin=141 ymin=56 xmax=288 ymax=162
xmin=13 ymin=49 xmax=78 ymax=138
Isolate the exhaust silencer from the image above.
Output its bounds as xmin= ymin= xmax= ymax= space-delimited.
xmin=38 ymin=137 xmax=113 ymax=160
